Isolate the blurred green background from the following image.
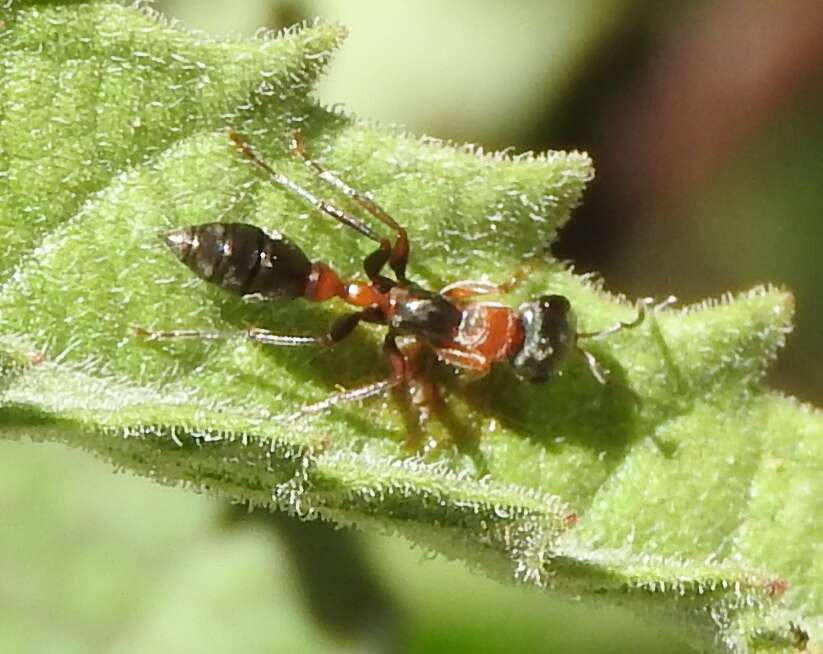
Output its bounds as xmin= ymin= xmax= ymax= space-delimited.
xmin=4 ymin=1 xmax=821 ymax=652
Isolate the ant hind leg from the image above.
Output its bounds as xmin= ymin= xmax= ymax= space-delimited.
xmin=288 ymin=130 xmax=410 ymax=281
xmin=132 ymin=308 xmax=373 ymax=348
xmin=227 ymin=129 xmax=385 ymax=248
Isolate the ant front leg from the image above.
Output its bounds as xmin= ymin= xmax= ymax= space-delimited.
xmin=288 ymin=130 xmax=410 ymax=282
xmin=440 ymin=265 xmax=533 ymax=300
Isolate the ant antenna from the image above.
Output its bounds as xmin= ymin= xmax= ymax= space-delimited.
xmin=577 ymin=295 xmax=676 ymax=383
xmin=578 ymin=296 xmax=676 ymax=340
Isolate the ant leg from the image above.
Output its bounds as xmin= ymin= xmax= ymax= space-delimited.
xmin=434 ymin=347 xmax=491 ymax=378
xmin=577 ymin=346 xmax=608 ymax=385
xmin=441 ymin=265 xmax=533 ymax=300
xmin=132 ymin=308 xmax=378 ymax=348
xmin=362 ymin=239 xmax=396 ymax=292
xmin=392 ymin=343 xmax=438 ymax=447
xmin=285 ymin=378 xmax=398 ymax=422
xmin=132 ymin=326 xmax=326 ymax=346
xmin=285 ymin=331 xmax=409 ymax=421
xmin=229 ymin=129 xmax=398 ymax=287
xmin=227 ymin=130 xmax=385 ymax=247
xmin=288 ymin=130 xmax=410 ymax=281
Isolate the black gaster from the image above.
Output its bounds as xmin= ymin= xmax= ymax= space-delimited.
xmin=389 ymin=288 xmax=462 ymax=347
xmin=163 ymin=222 xmax=312 ymax=300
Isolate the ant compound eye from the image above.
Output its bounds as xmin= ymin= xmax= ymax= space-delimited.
xmin=510 ymin=295 xmax=577 ymax=383
xmin=542 ymin=294 xmax=571 ymax=313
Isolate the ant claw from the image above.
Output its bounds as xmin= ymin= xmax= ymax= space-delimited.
xmin=129 ymin=325 xmax=153 ymax=340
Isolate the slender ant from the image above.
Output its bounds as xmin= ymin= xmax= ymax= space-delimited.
xmin=136 ymin=129 xmax=661 ymax=425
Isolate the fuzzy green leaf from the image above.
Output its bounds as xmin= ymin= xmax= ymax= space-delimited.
xmin=1 ymin=3 xmax=820 ymax=652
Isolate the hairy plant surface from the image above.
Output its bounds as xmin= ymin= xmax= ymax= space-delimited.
xmin=1 ymin=3 xmax=821 ymax=652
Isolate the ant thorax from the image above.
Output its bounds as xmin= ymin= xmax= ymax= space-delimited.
xmin=453 ymin=303 xmax=524 ymax=364
xmin=387 ymin=286 xmax=462 ymax=348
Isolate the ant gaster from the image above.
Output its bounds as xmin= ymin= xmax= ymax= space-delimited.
xmin=138 ymin=130 xmax=652 ymax=422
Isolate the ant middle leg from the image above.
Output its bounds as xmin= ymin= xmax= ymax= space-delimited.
xmin=393 ymin=343 xmax=452 ymax=446
xmin=284 ymin=331 xmax=411 ymax=422
xmin=288 ymin=130 xmax=410 ymax=281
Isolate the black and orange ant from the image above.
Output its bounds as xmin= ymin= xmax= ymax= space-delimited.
xmin=137 ymin=130 xmax=656 ymax=424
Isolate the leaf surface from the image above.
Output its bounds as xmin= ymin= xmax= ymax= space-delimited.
xmin=1 ymin=3 xmax=820 ymax=651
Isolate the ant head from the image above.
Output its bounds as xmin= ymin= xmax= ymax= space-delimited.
xmin=510 ymin=294 xmax=578 ymax=383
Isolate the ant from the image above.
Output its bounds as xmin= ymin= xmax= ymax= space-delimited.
xmin=137 ymin=129 xmax=656 ymax=426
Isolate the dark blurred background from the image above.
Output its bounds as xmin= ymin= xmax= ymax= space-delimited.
xmin=3 ymin=1 xmax=820 ymax=652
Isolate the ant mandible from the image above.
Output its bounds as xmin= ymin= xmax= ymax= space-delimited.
xmin=137 ymin=129 xmax=653 ymax=422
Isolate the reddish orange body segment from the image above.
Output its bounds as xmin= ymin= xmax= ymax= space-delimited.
xmin=459 ymin=304 xmax=524 ymax=363
xmin=345 ymin=281 xmax=389 ymax=311
xmin=305 ymin=263 xmax=345 ymax=302
xmin=435 ymin=304 xmax=524 ymax=373
xmin=305 ymin=263 xmax=389 ymax=311
xmin=307 ymin=262 xmax=524 ymax=374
